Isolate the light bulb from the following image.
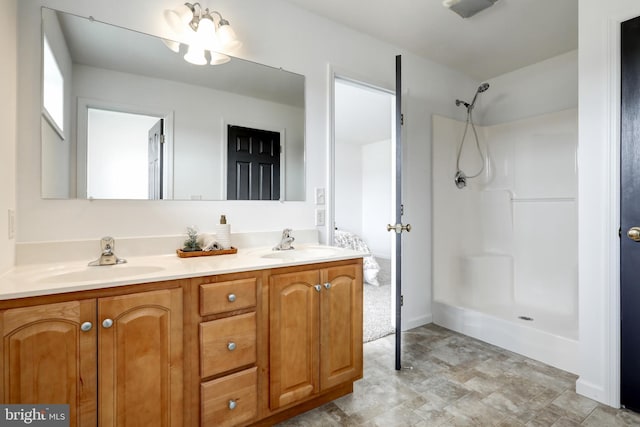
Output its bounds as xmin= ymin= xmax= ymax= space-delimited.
xmin=217 ymin=24 xmax=242 ymax=51
xmin=184 ymin=44 xmax=207 ymax=65
xmin=210 ymin=51 xmax=230 ymax=65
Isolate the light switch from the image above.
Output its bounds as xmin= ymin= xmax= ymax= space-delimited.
xmin=315 ymin=187 xmax=325 ymax=205
xmin=315 ymin=208 xmax=325 ymax=226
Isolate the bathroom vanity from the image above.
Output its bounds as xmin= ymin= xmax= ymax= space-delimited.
xmin=0 ymin=245 xmax=363 ymax=427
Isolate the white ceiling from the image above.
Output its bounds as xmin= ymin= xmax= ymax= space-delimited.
xmin=282 ymin=0 xmax=578 ymax=81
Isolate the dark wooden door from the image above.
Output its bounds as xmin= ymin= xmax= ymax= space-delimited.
xmin=620 ymin=16 xmax=640 ymax=413
xmin=148 ymin=119 xmax=164 ymax=200
xmin=227 ymin=125 xmax=280 ymax=200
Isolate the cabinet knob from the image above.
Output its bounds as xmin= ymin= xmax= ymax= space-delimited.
xmin=80 ymin=321 xmax=93 ymax=332
xmin=228 ymin=399 xmax=237 ymax=410
xmin=227 ymin=293 xmax=236 ymax=302
xmin=227 ymin=342 xmax=236 ymax=351
xmin=102 ymin=318 xmax=114 ymax=329
xmin=324 ymin=282 xmax=331 ymax=290
xmin=314 ymin=284 xmax=322 ymax=292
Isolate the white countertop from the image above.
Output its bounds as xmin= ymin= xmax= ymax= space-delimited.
xmin=0 ymin=244 xmax=364 ymax=301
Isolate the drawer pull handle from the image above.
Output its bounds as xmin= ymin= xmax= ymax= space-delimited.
xmin=227 ymin=293 xmax=236 ymax=302
xmin=314 ymin=284 xmax=322 ymax=292
xmin=80 ymin=322 xmax=93 ymax=332
xmin=324 ymin=282 xmax=331 ymax=289
xmin=102 ymin=318 xmax=114 ymax=329
xmin=228 ymin=399 xmax=237 ymax=410
xmin=227 ymin=342 xmax=236 ymax=351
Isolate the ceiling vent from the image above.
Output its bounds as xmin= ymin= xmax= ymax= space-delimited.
xmin=442 ymin=0 xmax=499 ymax=18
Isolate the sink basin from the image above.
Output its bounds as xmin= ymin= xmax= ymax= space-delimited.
xmin=37 ymin=265 xmax=165 ymax=284
xmin=260 ymin=246 xmax=344 ymax=260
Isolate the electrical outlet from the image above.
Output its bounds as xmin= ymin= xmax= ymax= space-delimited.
xmin=8 ymin=209 xmax=15 ymax=240
xmin=315 ymin=187 xmax=325 ymax=205
xmin=315 ymin=208 xmax=325 ymax=226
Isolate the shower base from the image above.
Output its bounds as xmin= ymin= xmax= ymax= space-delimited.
xmin=433 ymin=299 xmax=578 ymax=374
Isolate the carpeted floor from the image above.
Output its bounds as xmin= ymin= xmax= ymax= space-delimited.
xmin=363 ymin=257 xmax=394 ymax=342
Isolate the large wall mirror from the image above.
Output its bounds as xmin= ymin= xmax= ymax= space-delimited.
xmin=41 ymin=8 xmax=305 ymax=201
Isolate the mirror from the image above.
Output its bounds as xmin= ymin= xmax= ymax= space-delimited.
xmin=41 ymin=8 xmax=305 ymax=201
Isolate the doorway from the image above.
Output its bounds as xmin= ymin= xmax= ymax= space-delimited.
xmin=331 ymin=77 xmax=396 ymax=343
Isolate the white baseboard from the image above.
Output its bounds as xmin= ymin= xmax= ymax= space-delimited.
xmin=402 ymin=313 xmax=433 ymax=331
xmin=576 ymin=377 xmax=615 ymax=407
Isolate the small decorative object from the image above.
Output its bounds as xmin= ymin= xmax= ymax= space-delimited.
xmin=182 ymin=226 xmax=201 ymax=252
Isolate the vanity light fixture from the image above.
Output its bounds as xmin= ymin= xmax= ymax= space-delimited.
xmin=164 ymin=2 xmax=241 ymax=65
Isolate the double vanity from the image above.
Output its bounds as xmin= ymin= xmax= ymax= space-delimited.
xmin=0 ymin=238 xmax=364 ymax=427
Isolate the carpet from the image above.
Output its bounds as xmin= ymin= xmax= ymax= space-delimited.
xmin=363 ymin=257 xmax=394 ymax=343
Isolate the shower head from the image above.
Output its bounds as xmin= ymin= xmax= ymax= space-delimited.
xmin=469 ymin=82 xmax=490 ymax=109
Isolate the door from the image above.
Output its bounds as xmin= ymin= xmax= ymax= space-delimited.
xmin=148 ymin=118 xmax=164 ymax=199
xmin=0 ymin=300 xmax=97 ymax=427
xmin=620 ymin=17 xmax=640 ymax=412
xmin=227 ymin=125 xmax=281 ymax=200
xmin=269 ymin=270 xmax=320 ymax=409
xmin=389 ymin=55 xmax=410 ymax=370
xmin=98 ymin=288 xmax=183 ymax=427
xmin=320 ymin=263 xmax=363 ymax=390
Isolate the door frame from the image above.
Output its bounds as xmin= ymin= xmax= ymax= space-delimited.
xmin=326 ymin=65 xmax=397 ymax=335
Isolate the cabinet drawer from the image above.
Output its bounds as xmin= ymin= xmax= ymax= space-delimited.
xmin=201 ymin=367 xmax=257 ymax=427
xmin=200 ymin=278 xmax=256 ymax=315
xmin=200 ymin=312 xmax=256 ymax=377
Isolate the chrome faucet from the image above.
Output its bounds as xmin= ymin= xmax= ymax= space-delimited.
xmin=88 ymin=236 xmax=127 ymax=266
xmin=273 ymin=228 xmax=295 ymax=251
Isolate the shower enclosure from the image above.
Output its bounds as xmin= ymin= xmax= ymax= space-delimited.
xmin=431 ymin=108 xmax=578 ymax=373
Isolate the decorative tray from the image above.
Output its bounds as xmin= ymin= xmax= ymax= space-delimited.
xmin=176 ymin=247 xmax=238 ymax=258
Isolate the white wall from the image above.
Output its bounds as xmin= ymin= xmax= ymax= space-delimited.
xmin=334 ymin=139 xmax=392 ymax=259
xmin=480 ymin=50 xmax=578 ymax=126
xmin=335 ymin=143 xmax=363 ymax=236
xmin=577 ymin=0 xmax=640 ymax=408
xmin=362 ymin=140 xmax=392 ymax=258
xmin=0 ymin=0 xmax=17 ymax=272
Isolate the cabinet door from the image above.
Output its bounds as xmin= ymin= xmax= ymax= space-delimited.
xmin=269 ymin=270 xmax=320 ymax=410
xmin=0 ymin=300 xmax=97 ymax=427
xmin=320 ymin=263 xmax=363 ymax=390
xmin=98 ymin=288 xmax=183 ymax=427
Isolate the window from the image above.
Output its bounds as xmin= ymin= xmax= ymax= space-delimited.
xmin=43 ymin=36 xmax=64 ymax=134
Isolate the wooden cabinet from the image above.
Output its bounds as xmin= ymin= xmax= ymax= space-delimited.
xmin=194 ymin=274 xmax=259 ymax=427
xmin=268 ymin=262 xmax=363 ymax=411
xmin=0 ymin=287 xmax=183 ymax=427
xmin=98 ymin=288 xmax=183 ymax=427
xmin=0 ymin=300 xmax=97 ymax=427
xmin=0 ymin=256 xmax=362 ymax=427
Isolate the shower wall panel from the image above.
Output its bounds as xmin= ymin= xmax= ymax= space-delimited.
xmin=432 ymin=109 xmax=578 ymax=316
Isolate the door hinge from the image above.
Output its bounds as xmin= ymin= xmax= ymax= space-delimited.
xmin=160 ymin=135 xmax=166 ymax=144
xmin=401 ymin=204 xmax=404 ymax=216
xmin=400 ymin=295 xmax=404 ymax=306
xmin=400 ymin=114 xmax=404 ymax=126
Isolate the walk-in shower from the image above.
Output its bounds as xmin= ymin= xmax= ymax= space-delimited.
xmin=432 ymin=109 xmax=579 ymax=374
xmin=454 ymin=83 xmax=489 ymax=189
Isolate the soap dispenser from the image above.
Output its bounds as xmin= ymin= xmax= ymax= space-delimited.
xmin=216 ymin=215 xmax=232 ymax=249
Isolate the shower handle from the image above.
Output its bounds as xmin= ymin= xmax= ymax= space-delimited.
xmin=627 ymin=227 xmax=640 ymax=242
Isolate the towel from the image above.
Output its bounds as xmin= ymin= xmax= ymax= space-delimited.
xmin=198 ymin=233 xmax=222 ymax=251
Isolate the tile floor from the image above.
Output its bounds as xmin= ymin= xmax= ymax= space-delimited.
xmin=277 ymin=324 xmax=640 ymax=426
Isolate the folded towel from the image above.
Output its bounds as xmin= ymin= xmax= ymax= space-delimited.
xmin=198 ymin=234 xmax=222 ymax=251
